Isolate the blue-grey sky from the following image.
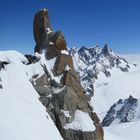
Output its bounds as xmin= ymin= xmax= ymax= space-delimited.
xmin=0 ymin=0 xmax=140 ymax=54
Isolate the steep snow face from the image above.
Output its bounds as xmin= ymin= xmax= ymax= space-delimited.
xmin=0 ymin=51 xmax=63 ymax=140
xmin=70 ymin=46 xmax=131 ymax=96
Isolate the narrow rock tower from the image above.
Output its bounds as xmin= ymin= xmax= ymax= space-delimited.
xmin=33 ymin=9 xmax=104 ymax=140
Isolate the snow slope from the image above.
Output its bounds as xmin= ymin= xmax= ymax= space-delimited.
xmin=0 ymin=51 xmax=63 ymax=140
xmin=104 ymin=121 xmax=140 ymax=140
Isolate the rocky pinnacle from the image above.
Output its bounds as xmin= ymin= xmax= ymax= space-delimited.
xmin=32 ymin=8 xmax=104 ymax=140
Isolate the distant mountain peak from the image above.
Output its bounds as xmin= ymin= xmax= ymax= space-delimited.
xmin=102 ymin=95 xmax=139 ymax=127
xmin=70 ymin=45 xmax=134 ymax=96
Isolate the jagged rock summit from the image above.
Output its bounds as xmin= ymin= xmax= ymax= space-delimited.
xmin=70 ymin=45 xmax=133 ymax=96
xmin=33 ymin=9 xmax=67 ymax=57
xmin=29 ymin=9 xmax=104 ymax=140
xmin=102 ymin=95 xmax=139 ymax=127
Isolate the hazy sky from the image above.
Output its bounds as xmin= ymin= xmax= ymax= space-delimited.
xmin=0 ymin=0 xmax=140 ymax=54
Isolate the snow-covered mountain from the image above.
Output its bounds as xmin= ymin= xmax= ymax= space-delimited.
xmin=70 ymin=44 xmax=133 ymax=97
xmin=1 ymin=7 xmax=140 ymax=140
xmin=89 ymin=54 xmax=140 ymax=119
xmin=102 ymin=95 xmax=140 ymax=127
xmin=91 ymin=53 xmax=140 ymax=140
xmin=71 ymin=46 xmax=140 ymax=140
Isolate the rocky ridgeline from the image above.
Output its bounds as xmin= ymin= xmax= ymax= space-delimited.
xmin=70 ymin=45 xmax=133 ymax=96
xmin=102 ymin=95 xmax=140 ymax=127
xmin=24 ymin=9 xmax=104 ymax=140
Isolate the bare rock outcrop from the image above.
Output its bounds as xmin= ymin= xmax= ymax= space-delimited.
xmin=62 ymin=70 xmax=86 ymax=99
xmin=54 ymin=54 xmax=74 ymax=75
xmin=33 ymin=9 xmax=53 ymax=53
xmin=50 ymin=31 xmax=67 ymax=51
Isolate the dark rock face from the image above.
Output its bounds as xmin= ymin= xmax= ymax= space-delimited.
xmin=0 ymin=61 xmax=9 ymax=70
xmin=0 ymin=61 xmax=9 ymax=88
xmin=101 ymin=44 xmax=110 ymax=57
xmin=33 ymin=9 xmax=67 ymax=57
xmin=0 ymin=84 xmax=2 ymax=89
xmin=33 ymin=9 xmax=51 ymax=43
xmin=32 ymin=9 xmax=104 ymax=140
xmin=33 ymin=74 xmax=52 ymax=97
xmin=0 ymin=61 xmax=9 ymax=89
xmin=35 ymin=74 xmax=48 ymax=86
xmin=102 ymin=95 xmax=138 ymax=127
xmin=0 ymin=62 xmax=3 ymax=71
xmin=33 ymin=9 xmax=53 ymax=53
xmin=54 ymin=54 xmax=74 ymax=75
xmin=62 ymin=70 xmax=86 ymax=99
xmin=45 ymin=31 xmax=67 ymax=60
xmin=24 ymin=55 xmax=39 ymax=64
xmin=64 ymin=129 xmax=96 ymax=140
xmin=45 ymin=45 xmax=59 ymax=60
xmin=50 ymin=31 xmax=67 ymax=51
